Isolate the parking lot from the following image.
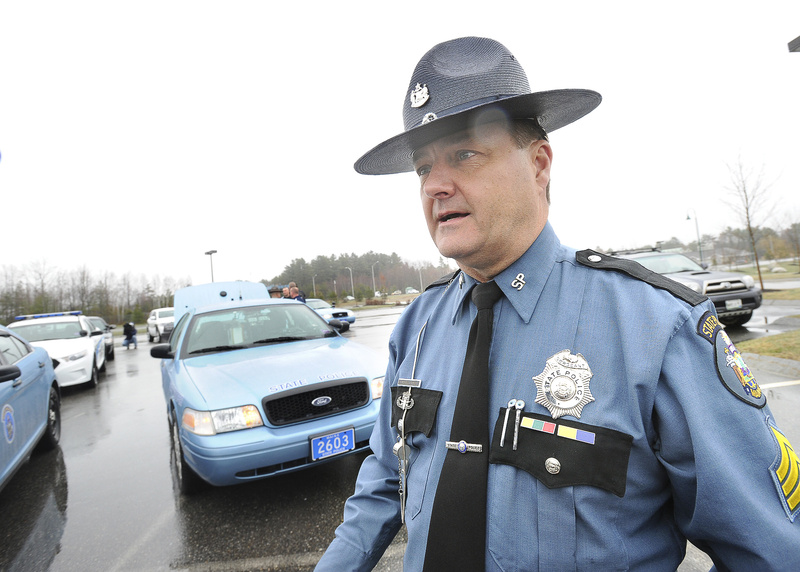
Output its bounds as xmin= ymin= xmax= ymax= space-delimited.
xmin=1 ymin=302 xmax=798 ymax=571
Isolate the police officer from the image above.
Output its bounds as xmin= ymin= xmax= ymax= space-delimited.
xmin=316 ymin=37 xmax=800 ymax=570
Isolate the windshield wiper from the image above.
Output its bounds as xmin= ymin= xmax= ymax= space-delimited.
xmin=189 ymin=345 xmax=243 ymax=355
xmin=253 ymin=336 xmax=311 ymax=345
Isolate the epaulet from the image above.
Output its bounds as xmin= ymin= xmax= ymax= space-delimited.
xmin=425 ymin=270 xmax=460 ymax=292
xmin=576 ymin=249 xmax=707 ymax=306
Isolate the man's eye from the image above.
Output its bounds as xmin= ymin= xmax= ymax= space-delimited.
xmin=416 ymin=165 xmax=431 ymax=177
xmin=456 ymin=150 xmax=476 ymax=161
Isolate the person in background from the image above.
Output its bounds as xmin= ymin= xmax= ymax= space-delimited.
xmin=122 ymin=322 xmax=137 ymax=350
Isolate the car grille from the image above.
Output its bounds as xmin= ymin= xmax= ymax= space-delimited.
xmin=263 ymin=378 xmax=369 ymax=426
xmin=331 ymin=311 xmax=349 ymax=319
xmin=704 ymin=279 xmax=748 ymax=295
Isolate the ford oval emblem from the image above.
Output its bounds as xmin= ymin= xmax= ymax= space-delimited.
xmin=312 ymin=396 xmax=332 ymax=407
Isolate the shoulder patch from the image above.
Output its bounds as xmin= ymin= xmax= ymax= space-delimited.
xmin=576 ymin=250 xmax=707 ymax=306
xmin=769 ymin=422 xmax=800 ymax=521
xmin=424 ymin=270 xmax=460 ymax=292
xmin=696 ymin=310 xmax=766 ymax=408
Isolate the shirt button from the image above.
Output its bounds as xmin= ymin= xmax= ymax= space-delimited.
xmin=545 ymin=457 xmax=561 ymax=475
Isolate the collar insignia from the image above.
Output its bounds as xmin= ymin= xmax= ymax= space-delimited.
xmin=533 ymin=350 xmax=595 ymax=419
xmin=511 ymin=273 xmax=526 ymax=291
xmin=410 ymin=83 xmax=429 ymax=108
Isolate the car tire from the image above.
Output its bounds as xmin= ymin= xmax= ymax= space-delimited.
xmin=88 ymin=362 xmax=99 ymax=387
xmin=169 ymin=407 xmax=205 ymax=495
xmin=720 ymin=311 xmax=752 ymax=327
xmin=108 ymin=345 xmax=115 ymax=361
xmin=37 ymin=386 xmax=61 ymax=451
xmin=155 ymin=332 xmax=162 ymax=343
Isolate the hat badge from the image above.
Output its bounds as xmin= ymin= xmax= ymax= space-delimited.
xmin=410 ymin=83 xmax=430 ymax=108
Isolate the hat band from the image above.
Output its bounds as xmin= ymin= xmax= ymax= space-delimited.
xmin=411 ymin=93 xmax=521 ymax=128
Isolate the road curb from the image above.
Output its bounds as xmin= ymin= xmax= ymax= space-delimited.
xmin=742 ymin=353 xmax=800 ymax=379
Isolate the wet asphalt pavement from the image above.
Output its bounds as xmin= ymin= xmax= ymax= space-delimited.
xmin=1 ymin=292 xmax=798 ymax=571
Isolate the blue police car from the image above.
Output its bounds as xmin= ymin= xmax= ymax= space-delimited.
xmin=1 ymin=325 xmax=60 ymax=492
xmin=151 ymin=282 xmax=385 ymax=494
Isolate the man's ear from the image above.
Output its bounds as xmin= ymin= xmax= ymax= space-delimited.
xmin=530 ymin=140 xmax=552 ymax=190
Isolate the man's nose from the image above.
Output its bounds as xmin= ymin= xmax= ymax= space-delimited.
xmin=422 ymin=163 xmax=457 ymax=200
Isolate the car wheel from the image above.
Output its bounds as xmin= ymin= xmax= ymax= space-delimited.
xmin=108 ymin=345 xmax=115 ymax=361
xmin=148 ymin=331 xmax=154 ymax=342
xmin=169 ymin=407 xmax=204 ymax=495
xmin=88 ymin=362 xmax=99 ymax=387
xmin=720 ymin=311 xmax=752 ymax=327
xmin=37 ymin=386 xmax=61 ymax=451
xmin=155 ymin=332 xmax=162 ymax=343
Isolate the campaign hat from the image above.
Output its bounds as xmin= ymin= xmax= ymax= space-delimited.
xmin=354 ymin=36 xmax=601 ymax=175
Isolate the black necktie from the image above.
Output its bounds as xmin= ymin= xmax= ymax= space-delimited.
xmin=423 ymin=280 xmax=503 ymax=571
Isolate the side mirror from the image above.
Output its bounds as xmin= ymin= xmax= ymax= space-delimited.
xmin=701 ymin=262 xmax=709 ymax=270
xmin=328 ymin=319 xmax=350 ymax=333
xmin=79 ymin=330 xmax=89 ymax=337
xmin=0 ymin=365 xmax=21 ymax=383
xmin=150 ymin=344 xmax=174 ymax=359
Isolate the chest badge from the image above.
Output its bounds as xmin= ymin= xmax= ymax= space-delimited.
xmin=533 ymin=350 xmax=595 ymax=419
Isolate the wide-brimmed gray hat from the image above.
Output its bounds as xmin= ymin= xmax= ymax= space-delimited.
xmin=354 ymin=36 xmax=601 ymax=175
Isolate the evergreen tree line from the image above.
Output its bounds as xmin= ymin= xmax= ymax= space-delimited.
xmin=265 ymin=251 xmax=456 ymax=302
xmin=4 ymin=222 xmax=796 ymax=326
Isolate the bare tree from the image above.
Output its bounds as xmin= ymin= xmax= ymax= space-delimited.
xmin=724 ymin=157 xmax=774 ymax=289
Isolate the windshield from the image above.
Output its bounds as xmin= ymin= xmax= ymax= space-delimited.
xmin=183 ymin=303 xmax=334 ymax=356
xmin=11 ymin=320 xmax=83 ymax=342
xmin=157 ymin=310 xmax=174 ymax=319
xmin=633 ymin=253 xmax=704 ymax=274
xmin=306 ymin=299 xmax=331 ymax=310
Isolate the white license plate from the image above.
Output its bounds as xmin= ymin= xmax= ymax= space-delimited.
xmin=311 ymin=427 xmax=355 ymax=461
xmin=725 ymin=299 xmax=743 ymax=310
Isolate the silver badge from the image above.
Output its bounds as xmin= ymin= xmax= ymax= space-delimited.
xmin=410 ymin=83 xmax=429 ymax=108
xmin=511 ymin=273 xmax=526 ymax=291
xmin=533 ymin=350 xmax=595 ymax=419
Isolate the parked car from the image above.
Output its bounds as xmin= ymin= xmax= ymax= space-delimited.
xmin=147 ymin=308 xmax=174 ymax=343
xmin=1 ymin=325 xmax=60 ymax=492
xmin=150 ymin=282 xmax=384 ymax=494
xmin=87 ymin=316 xmax=115 ymax=361
xmin=8 ymin=312 xmax=106 ymax=387
xmin=612 ymin=250 xmax=762 ymax=326
xmin=305 ymin=298 xmax=356 ymax=324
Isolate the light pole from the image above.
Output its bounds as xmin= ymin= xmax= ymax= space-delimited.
xmin=686 ymin=210 xmax=703 ymax=265
xmin=204 ymin=250 xmax=217 ymax=282
xmin=371 ymin=261 xmax=380 ymax=295
xmin=345 ymin=267 xmax=355 ymax=299
xmin=312 ymin=274 xmax=317 ymax=297
xmin=418 ymin=267 xmax=424 ymax=292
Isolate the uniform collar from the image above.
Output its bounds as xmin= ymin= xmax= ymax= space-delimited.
xmin=449 ymin=222 xmax=560 ymax=325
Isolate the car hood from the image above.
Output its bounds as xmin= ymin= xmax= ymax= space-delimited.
xmin=29 ymin=337 xmax=92 ymax=359
xmin=181 ymin=337 xmax=383 ymax=408
xmin=665 ymin=270 xmax=751 ymax=284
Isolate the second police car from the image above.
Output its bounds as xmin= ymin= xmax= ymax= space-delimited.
xmin=8 ymin=312 xmax=106 ymax=388
xmin=151 ymin=282 xmax=385 ymax=494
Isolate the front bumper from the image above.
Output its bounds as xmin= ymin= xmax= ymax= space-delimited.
xmin=179 ymin=400 xmax=379 ymax=486
xmin=710 ymin=290 xmax=762 ymax=317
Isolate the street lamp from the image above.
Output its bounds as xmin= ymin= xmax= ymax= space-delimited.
xmin=312 ymin=274 xmax=317 ymax=297
xmin=204 ymin=250 xmax=217 ymax=282
xmin=371 ymin=261 xmax=380 ymax=295
xmin=686 ymin=210 xmax=703 ymax=265
xmin=345 ymin=267 xmax=355 ymax=299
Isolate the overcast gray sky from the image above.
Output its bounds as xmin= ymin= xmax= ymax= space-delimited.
xmin=2 ymin=1 xmax=799 ymax=286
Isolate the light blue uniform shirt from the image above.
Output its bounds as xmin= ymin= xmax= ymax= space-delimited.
xmin=317 ymin=223 xmax=800 ymax=571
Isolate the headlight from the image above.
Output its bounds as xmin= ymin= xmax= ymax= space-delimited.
xmin=742 ymin=275 xmax=756 ymax=288
xmin=672 ymin=279 xmax=701 ymax=293
xmin=66 ymin=350 xmax=88 ymax=361
xmin=322 ymin=313 xmax=333 ymax=320
xmin=182 ymin=405 xmax=264 ymax=435
xmin=371 ymin=376 xmax=385 ymax=400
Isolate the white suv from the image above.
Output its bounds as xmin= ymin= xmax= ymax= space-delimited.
xmin=147 ymin=308 xmax=174 ymax=343
xmin=8 ymin=311 xmax=106 ymax=387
